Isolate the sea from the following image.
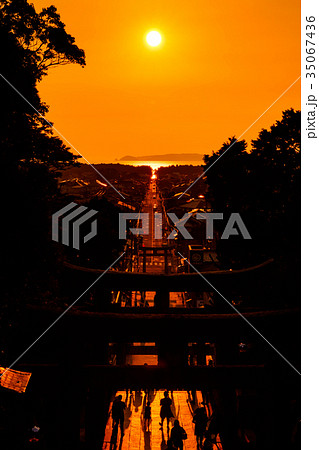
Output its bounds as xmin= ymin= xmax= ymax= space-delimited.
xmin=115 ymin=160 xmax=204 ymax=170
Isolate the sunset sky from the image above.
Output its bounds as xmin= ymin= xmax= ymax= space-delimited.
xmin=33 ymin=0 xmax=300 ymax=163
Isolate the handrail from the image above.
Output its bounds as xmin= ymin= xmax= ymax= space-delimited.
xmin=64 ymin=258 xmax=274 ymax=276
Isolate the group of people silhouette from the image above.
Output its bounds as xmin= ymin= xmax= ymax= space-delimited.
xmin=192 ymin=403 xmax=221 ymax=449
xmin=109 ymin=390 xmax=220 ymax=449
xmin=158 ymin=391 xmax=187 ymax=449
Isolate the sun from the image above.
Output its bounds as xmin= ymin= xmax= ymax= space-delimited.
xmin=146 ymin=30 xmax=162 ymax=47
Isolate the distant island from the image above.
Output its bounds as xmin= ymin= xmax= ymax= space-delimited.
xmin=117 ymin=153 xmax=204 ymax=162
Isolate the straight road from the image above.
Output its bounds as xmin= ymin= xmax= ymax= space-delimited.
xmin=131 ymin=176 xmax=185 ymax=307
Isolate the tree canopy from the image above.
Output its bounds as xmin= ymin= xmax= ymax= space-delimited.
xmin=0 ymin=0 xmax=85 ymax=169
xmin=0 ymin=0 xmax=86 ymax=307
xmin=1 ymin=0 xmax=85 ymax=80
xmin=203 ymin=109 xmax=300 ymax=304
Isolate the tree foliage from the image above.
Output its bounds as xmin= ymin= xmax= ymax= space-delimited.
xmin=0 ymin=0 xmax=85 ymax=170
xmin=1 ymin=0 xmax=85 ymax=80
xmin=0 ymin=0 xmax=86 ymax=308
xmin=204 ymin=109 xmax=300 ymax=303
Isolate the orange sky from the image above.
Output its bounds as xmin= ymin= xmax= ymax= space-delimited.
xmin=33 ymin=0 xmax=300 ymax=163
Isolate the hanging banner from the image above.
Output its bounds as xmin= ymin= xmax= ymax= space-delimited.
xmin=0 ymin=367 xmax=32 ymax=393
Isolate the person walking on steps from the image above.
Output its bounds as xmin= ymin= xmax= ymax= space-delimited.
xmin=111 ymin=394 xmax=126 ymax=436
xmin=159 ymin=391 xmax=174 ymax=430
xmin=193 ymin=403 xmax=208 ymax=448
xmin=170 ymin=419 xmax=187 ymax=450
xmin=144 ymin=401 xmax=152 ymax=432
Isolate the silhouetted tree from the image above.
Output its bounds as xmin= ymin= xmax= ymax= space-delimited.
xmin=204 ymin=137 xmax=250 ymax=212
xmin=204 ymin=109 xmax=300 ymax=305
xmin=249 ymin=110 xmax=300 ymax=299
xmin=0 ymin=0 xmax=85 ymax=80
xmin=0 ymin=0 xmax=85 ymax=168
xmin=0 ymin=0 xmax=85 ymax=363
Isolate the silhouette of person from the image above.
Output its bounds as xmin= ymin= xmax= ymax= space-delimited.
xmin=144 ymin=401 xmax=152 ymax=432
xmin=160 ymin=391 xmax=174 ymax=430
xmin=170 ymin=419 xmax=187 ymax=449
xmin=112 ymin=395 xmax=126 ymax=436
xmin=193 ymin=404 xmax=208 ymax=448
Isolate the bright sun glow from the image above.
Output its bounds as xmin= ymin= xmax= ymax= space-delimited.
xmin=146 ymin=31 xmax=162 ymax=47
